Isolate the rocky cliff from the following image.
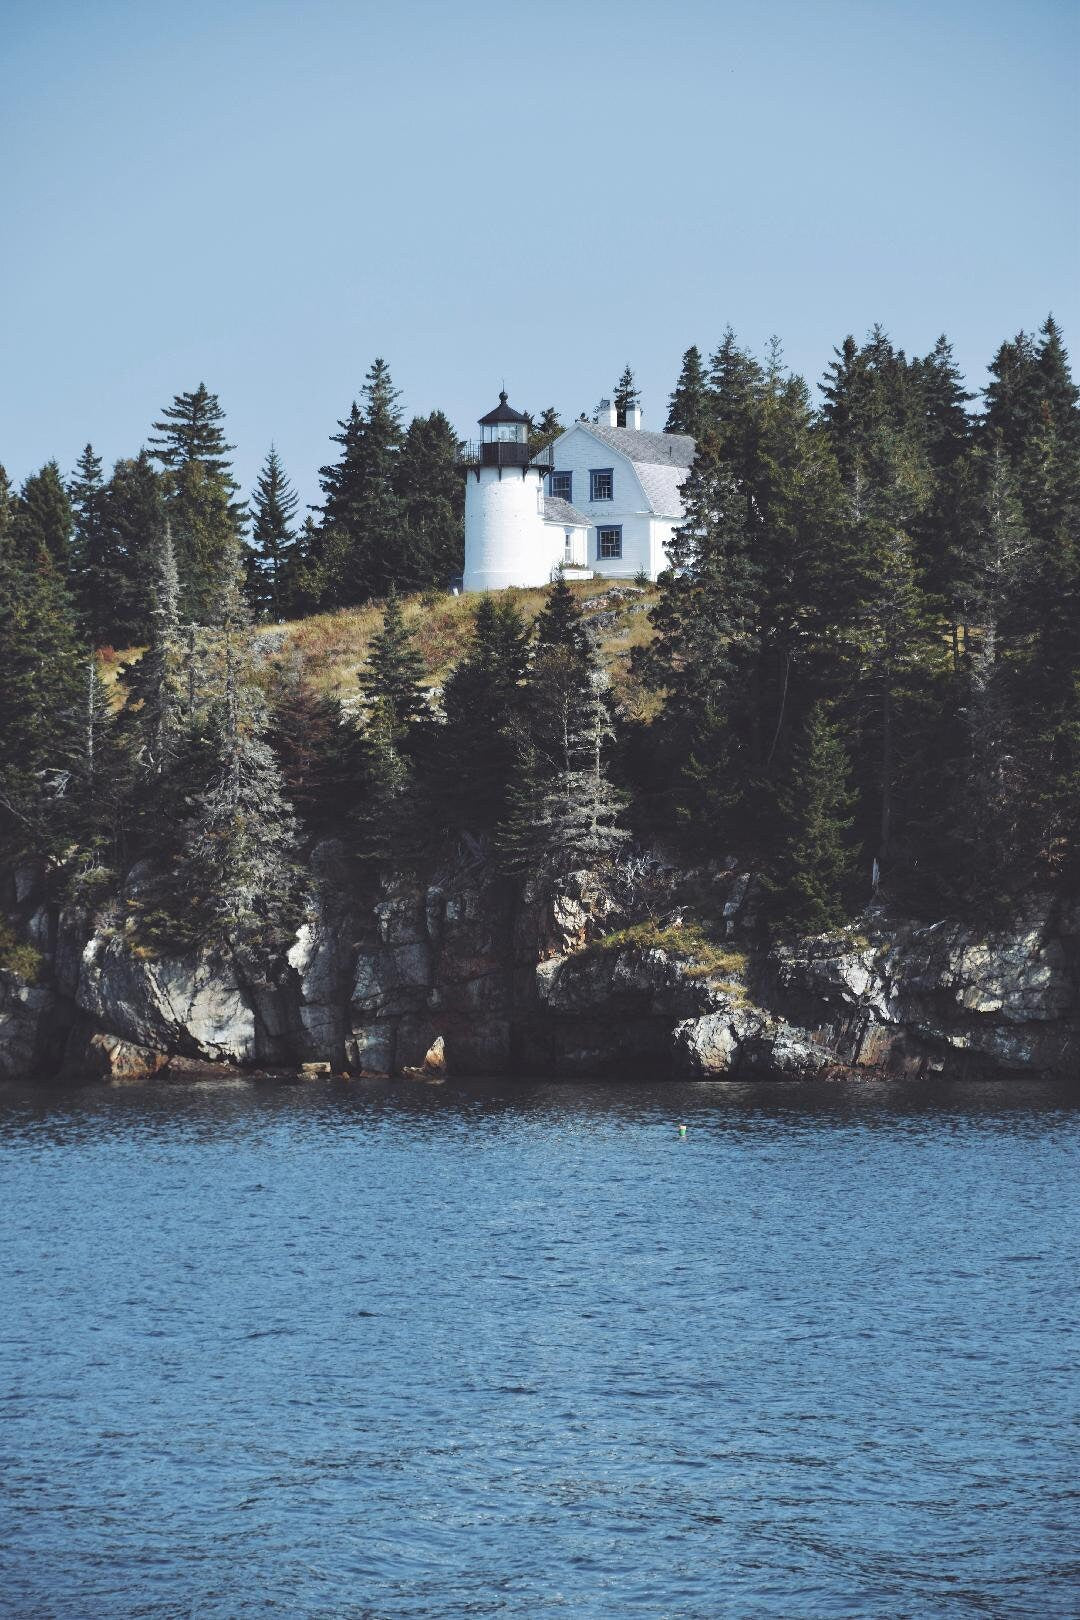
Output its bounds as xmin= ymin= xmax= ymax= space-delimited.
xmin=1 ymin=846 xmax=1077 ymax=1083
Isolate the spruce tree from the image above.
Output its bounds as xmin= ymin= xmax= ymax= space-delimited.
xmin=349 ymin=589 xmax=430 ymax=870
xmin=357 ymin=586 xmax=428 ymax=728
xmin=250 ymin=445 xmax=300 ymax=620
xmin=533 ymin=573 xmax=592 ymax=661
xmin=148 ymin=383 xmax=238 ymax=483
xmin=0 ymin=468 xmax=85 ymax=861
xmin=636 ymin=432 xmax=759 ymax=845
xmin=124 ymin=522 xmax=183 ymax=781
xmin=317 ymin=358 xmax=405 ymax=604
xmin=268 ymin=655 xmax=344 ymax=832
xmin=149 ymin=383 xmax=245 ymax=623
xmin=393 ymin=411 xmax=464 ymax=590
xmin=665 ymin=345 xmax=710 ymax=438
xmin=93 ymin=453 xmax=166 ymax=647
xmin=15 ymin=461 xmax=74 ymax=571
xmin=501 ymin=648 xmax=627 ymax=879
xmin=172 ymin=628 xmax=301 ymax=956
xmin=613 ymin=364 xmax=641 ymax=425
xmin=439 ymin=595 xmax=531 ymax=835
xmin=69 ymin=444 xmax=111 ymax=643
xmin=767 ymin=703 xmax=858 ymax=933
xmin=707 ymin=327 xmax=765 ymax=471
xmin=527 ymin=407 xmax=563 ymax=456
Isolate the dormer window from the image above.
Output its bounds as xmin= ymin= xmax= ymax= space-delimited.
xmin=590 ymin=468 xmax=614 ymax=501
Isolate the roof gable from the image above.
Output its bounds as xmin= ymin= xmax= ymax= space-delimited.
xmin=551 ymin=420 xmax=696 ymax=517
xmin=584 ymin=422 xmax=696 ymax=469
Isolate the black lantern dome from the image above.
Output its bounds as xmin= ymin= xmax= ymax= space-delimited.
xmin=472 ymin=389 xmax=549 ymax=470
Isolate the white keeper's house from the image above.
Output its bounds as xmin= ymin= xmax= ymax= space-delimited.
xmin=461 ymin=391 xmax=696 ymax=593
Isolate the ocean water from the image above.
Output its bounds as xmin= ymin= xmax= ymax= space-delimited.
xmin=0 ymin=1074 xmax=1076 ymax=1619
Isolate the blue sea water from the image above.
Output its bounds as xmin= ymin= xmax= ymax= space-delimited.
xmin=0 ymin=1074 xmax=1077 ymax=1619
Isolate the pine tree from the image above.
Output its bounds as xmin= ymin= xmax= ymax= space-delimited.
xmin=68 ymin=444 xmax=111 ymax=643
xmin=533 ymin=573 xmax=592 ymax=661
xmin=766 ymin=703 xmax=858 ymax=933
xmin=172 ymin=629 xmax=301 ymax=956
xmin=250 ymin=445 xmax=300 ymax=620
xmin=439 ymin=595 xmax=531 ymax=835
xmin=0 ymin=468 xmax=85 ymax=861
xmin=348 ymin=588 xmax=430 ymax=870
xmin=707 ymin=327 xmax=765 ymax=471
xmin=148 ymin=383 xmax=238 ymax=484
xmin=268 ymin=655 xmax=344 ymax=831
xmin=124 ymin=522 xmax=182 ymax=780
xmin=15 ymin=461 xmax=74 ymax=571
xmin=393 ymin=410 xmax=464 ymax=590
xmin=316 ymin=358 xmax=405 ymax=604
xmin=665 ymin=345 xmax=710 ymax=438
xmin=149 ymin=383 xmax=245 ymax=622
xmin=357 ymin=586 xmax=428 ymax=728
xmin=93 ymin=452 xmax=166 ymax=647
xmin=635 ymin=432 xmax=760 ymax=844
xmin=613 ymin=364 xmax=641 ymax=425
xmin=501 ymin=648 xmax=627 ymax=879
xmin=61 ymin=652 xmax=128 ymax=872
xmin=909 ymin=337 xmax=978 ymax=655
xmin=526 ymin=407 xmax=563 ymax=456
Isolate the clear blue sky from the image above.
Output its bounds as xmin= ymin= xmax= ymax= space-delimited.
xmin=1 ymin=0 xmax=1077 ymax=511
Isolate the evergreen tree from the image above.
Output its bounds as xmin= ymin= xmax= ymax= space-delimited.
xmin=317 ymin=357 xmax=405 ymax=603
xmin=69 ymin=444 xmax=111 ymax=643
xmin=61 ymin=652 xmax=128 ymax=871
xmin=527 ymin=407 xmax=563 ymax=456
xmin=613 ymin=364 xmax=641 ymax=425
xmin=501 ymin=648 xmax=627 ymax=879
xmin=766 ymin=703 xmax=858 ymax=933
xmin=348 ymin=589 xmax=430 ymax=870
xmin=665 ymin=345 xmax=710 ymax=438
xmin=15 ymin=461 xmax=74 ymax=571
xmin=268 ymin=656 xmax=344 ymax=831
xmin=172 ymin=630 xmax=301 ymax=956
xmin=393 ymin=410 xmax=464 ymax=589
xmin=357 ymin=586 xmax=428 ymax=728
xmin=148 ymin=382 xmax=238 ymax=483
xmin=909 ymin=337 xmax=978 ymax=656
xmin=439 ymin=595 xmax=531 ymax=835
xmin=533 ymin=573 xmax=592 ymax=661
xmin=635 ymin=432 xmax=759 ymax=844
xmin=86 ymin=453 xmax=166 ymax=647
xmin=149 ymin=383 xmax=245 ymax=622
xmin=250 ymin=445 xmax=300 ymax=620
xmin=707 ymin=327 xmax=765 ymax=471
xmin=124 ymin=522 xmax=183 ymax=781
xmin=0 ymin=468 xmax=85 ymax=861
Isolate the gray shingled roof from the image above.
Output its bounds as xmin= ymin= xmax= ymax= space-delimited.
xmin=586 ymin=422 xmax=696 ymax=468
xmin=543 ymin=495 xmax=591 ymax=527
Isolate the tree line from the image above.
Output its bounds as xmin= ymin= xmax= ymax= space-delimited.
xmin=0 ymin=319 xmax=1076 ymax=953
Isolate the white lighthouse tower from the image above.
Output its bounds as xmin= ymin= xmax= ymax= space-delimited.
xmin=462 ymin=391 xmax=560 ymax=592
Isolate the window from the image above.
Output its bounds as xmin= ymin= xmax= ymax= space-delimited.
xmin=550 ymin=470 xmax=572 ymax=501
xmin=597 ymin=525 xmax=622 ymax=560
xmin=589 ymin=467 xmax=614 ymax=501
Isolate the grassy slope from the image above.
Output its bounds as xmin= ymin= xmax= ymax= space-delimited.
xmin=97 ymin=580 xmax=662 ymax=722
xmin=258 ymin=580 xmax=661 ymax=712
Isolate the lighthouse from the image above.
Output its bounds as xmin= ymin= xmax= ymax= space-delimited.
xmin=462 ymin=391 xmax=562 ymax=592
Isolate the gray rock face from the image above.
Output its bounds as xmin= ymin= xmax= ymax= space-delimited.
xmin=2 ymin=860 xmax=1077 ymax=1081
xmin=0 ymin=973 xmax=62 ymax=1079
xmin=74 ymin=934 xmax=255 ymax=1062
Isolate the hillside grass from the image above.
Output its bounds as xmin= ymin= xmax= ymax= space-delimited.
xmin=95 ymin=580 xmax=660 ymax=714
xmin=261 ymin=579 xmax=658 ymax=705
